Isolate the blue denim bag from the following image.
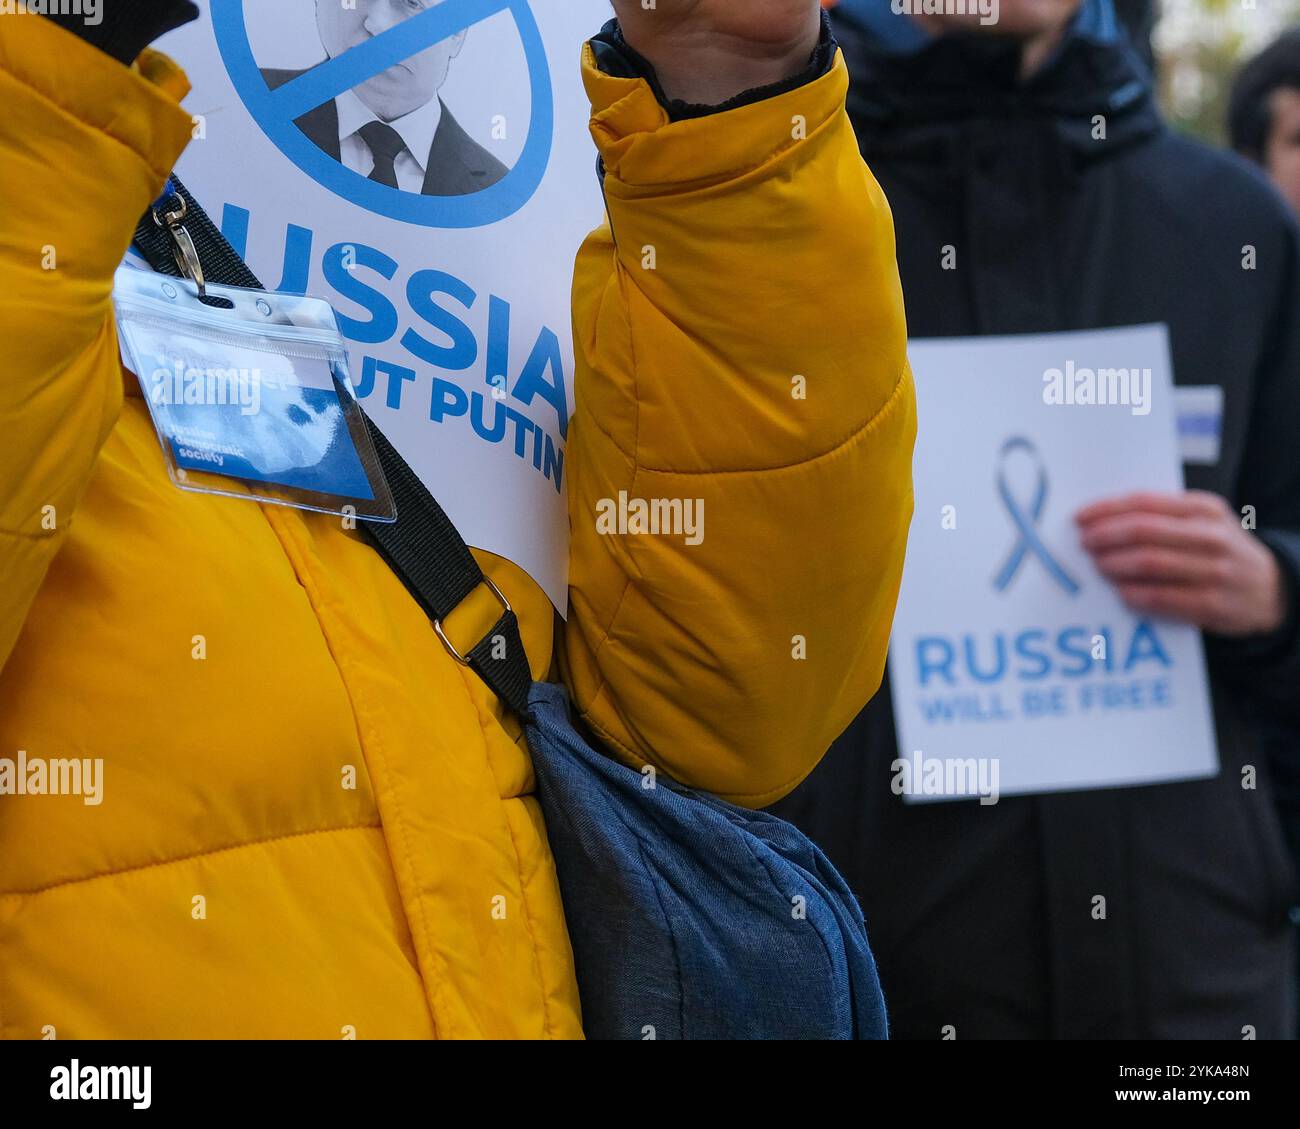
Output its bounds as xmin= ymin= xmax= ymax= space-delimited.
xmin=525 ymin=681 xmax=888 ymax=1040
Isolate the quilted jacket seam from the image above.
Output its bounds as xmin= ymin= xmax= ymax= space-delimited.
xmin=632 ymin=361 xmax=913 ymax=478
xmin=576 ymin=673 xmax=827 ymax=807
xmin=262 ymin=507 xmax=451 ymax=1040
xmin=451 ymin=660 xmax=555 ymax=1039
xmin=0 ymin=41 xmax=180 ymax=184
xmin=0 ymin=821 xmax=382 ymax=899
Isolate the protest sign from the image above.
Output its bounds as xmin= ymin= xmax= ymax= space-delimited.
xmin=158 ymin=0 xmax=612 ymax=611
xmin=890 ymin=325 xmax=1219 ymax=800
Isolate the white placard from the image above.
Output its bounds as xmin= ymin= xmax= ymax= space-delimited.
xmin=889 ymin=325 xmax=1219 ymax=801
xmin=157 ymin=0 xmax=615 ymax=612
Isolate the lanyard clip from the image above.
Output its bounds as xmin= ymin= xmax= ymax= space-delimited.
xmin=151 ymin=189 xmax=208 ymax=300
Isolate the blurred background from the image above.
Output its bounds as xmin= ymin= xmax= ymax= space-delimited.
xmin=1147 ymin=0 xmax=1300 ymax=139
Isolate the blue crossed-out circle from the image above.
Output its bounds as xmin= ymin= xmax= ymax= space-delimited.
xmin=211 ymin=0 xmax=554 ymax=229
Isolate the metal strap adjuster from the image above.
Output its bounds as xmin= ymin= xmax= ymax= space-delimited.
xmin=434 ymin=576 xmax=512 ymax=666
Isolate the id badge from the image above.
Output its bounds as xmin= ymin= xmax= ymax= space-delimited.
xmin=113 ymin=265 xmax=394 ymax=523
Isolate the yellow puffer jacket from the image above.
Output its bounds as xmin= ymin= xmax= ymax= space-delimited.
xmin=0 ymin=12 xmax=915 ymax=1039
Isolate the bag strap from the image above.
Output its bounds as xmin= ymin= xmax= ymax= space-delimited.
xmin=131 ymin=177 xmax=535 ymax=718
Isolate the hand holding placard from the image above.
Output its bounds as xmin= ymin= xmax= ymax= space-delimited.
xmin=1077 ymin=490 xmax=1287 ymax=637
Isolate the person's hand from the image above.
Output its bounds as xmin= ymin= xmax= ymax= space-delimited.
xmin=608 ymin=0 xmax=823 ymax=106
xmin=1075 ymin=491 xmax=1287 ymax=637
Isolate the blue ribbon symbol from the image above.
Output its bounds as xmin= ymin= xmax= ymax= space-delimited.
xmin=993 ymin=437 xmax=1081 ymax=595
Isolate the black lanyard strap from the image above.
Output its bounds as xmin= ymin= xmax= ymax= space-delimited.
xmin=131 ymin=176 xmax=535 ymax=717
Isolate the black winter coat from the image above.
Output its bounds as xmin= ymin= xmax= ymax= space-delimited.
xmin=775 ymin=19 xmax=1300 ymax=1040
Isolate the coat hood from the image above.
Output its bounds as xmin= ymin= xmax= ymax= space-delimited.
xmin=832 ymin=0 xmax=1163 ymax=163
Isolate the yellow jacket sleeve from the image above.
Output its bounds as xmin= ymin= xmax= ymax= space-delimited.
xmin=0 ymin=15 xmax=194 ymax=670
xmin=561 ymin=45 xmax=917 ymax=807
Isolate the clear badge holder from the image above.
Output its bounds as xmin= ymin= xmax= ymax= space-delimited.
xmin=113 ymin=265 xmax=395 ymax=524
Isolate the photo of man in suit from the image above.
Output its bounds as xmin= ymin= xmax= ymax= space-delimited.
xmin=262 ymin=0 xmax=508 ymax=198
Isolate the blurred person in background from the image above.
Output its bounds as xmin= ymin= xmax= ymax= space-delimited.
xmin=777 ymin=0 xmax=1300 ymax=1038
xmin=1229 ymin=23 xmax=1300 ymax=1035
xmin=1231 ymin=28 xmax=1300 ymax=218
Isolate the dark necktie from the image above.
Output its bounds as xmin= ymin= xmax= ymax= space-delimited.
xmin=357 ymin=120 xmax=406 ymax=189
